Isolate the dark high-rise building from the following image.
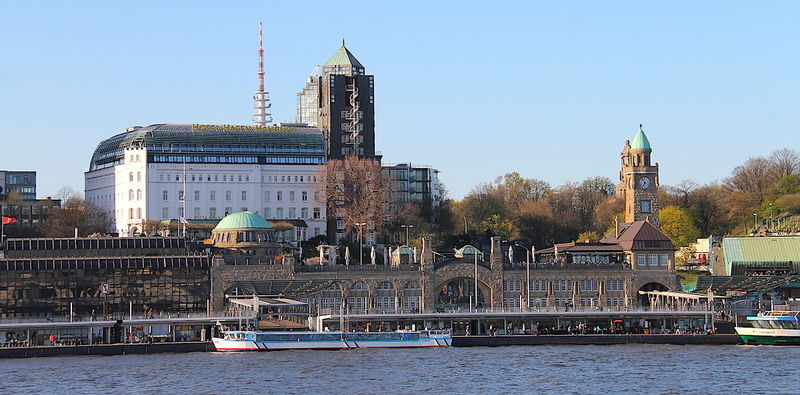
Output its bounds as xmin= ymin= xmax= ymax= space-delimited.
xmin=297 ymin=42 xmax=376 ymax=159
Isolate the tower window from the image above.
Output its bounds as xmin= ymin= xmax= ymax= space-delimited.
xmin=641 ymin=200 xmax=651 ymax=213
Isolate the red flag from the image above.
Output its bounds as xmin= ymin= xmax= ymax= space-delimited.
xmin=2 ymin=217 xmax=16 ymax=225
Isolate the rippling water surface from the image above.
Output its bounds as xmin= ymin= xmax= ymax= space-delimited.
xmin=0 ymin=345 xmax=795 ymax=394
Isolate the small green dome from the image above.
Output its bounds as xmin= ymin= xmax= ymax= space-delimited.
xmin=213 ymin=211 xmax=271 ymax=231
xmin=631 ymin=124 xmax=651 ymax=151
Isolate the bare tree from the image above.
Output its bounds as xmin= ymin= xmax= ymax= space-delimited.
xmin=41 ymin=196 xmax=112 ymax=237
xmin=319 ymin=156 xmax=392 ymax=239
xmin=725 ymin=156 xmax=775 ymax=204
xmin=769 ymin=148 xmax=800 ymax=180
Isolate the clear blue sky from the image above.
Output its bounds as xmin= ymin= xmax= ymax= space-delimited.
xmin=1 ymin=1 xmax=797 ymax=199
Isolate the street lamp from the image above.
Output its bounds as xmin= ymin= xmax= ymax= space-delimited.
xmin=355 ymin=222 xmax=366 ymax=265
xmin=515 ymin=243 xmax=535 ymax=311
xmin=474 ymin=248 xmax=478 ymax=313
xmin=753 ymin=213 xmax=758 ymax=234
xmin=400 ymin=224 xmax=414 ymax=245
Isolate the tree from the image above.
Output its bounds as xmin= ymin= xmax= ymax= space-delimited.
xmin=725 ymin=156 xmax=776 ymax=205
xmin=769 ymin=148 xmax=800 ymax=180
xmin=41 ymin=196 xmax=112 ymax=237
xmin=576 ymin=231 xmax=601 ymax=243
xmin=658 ymin=205 xmax=700 ymax=247
xmin=320 ymin=156 xmax=391 ymax=239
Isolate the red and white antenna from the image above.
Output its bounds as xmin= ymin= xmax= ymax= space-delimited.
xmin=252 ymin=21 xmax=272 ymax=126
xmin=257 ymin=22 xmax=265 ymax=93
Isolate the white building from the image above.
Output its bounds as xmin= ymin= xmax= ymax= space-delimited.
xmin=85 ymin=123 xmax=327 ymax=238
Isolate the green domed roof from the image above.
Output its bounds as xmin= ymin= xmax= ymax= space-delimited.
xmin=214 ymin=211 xmax=271 ymax=231
xmin=631 ymin=124 xmax=651 ymax=151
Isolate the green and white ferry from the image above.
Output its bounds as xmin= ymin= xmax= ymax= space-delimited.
xmin=736 ymin=311 xmax=800 ymax=345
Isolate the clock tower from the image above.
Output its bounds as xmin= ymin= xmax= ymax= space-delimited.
xmin=618 ymin=124 xmax=660 ymax=226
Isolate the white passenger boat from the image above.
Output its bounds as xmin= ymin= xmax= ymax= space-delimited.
xmin=212 ymin=330 xmax=452 ymax=351
xmin=736 ymin=311 xmax=800 ymax=345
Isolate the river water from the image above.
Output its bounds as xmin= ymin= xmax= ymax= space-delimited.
xmin=0 ymin=345 xmax=794 ymax=394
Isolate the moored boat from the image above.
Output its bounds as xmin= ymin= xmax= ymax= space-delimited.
xmin=212 ymin=330 xmax=452 ymax=351
xmin=736 ymin=311 xmax=800 ymax=345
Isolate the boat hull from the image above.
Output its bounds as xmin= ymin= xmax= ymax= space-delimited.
xmin=212 ymin=331 xmax=451 ymax=351
xmin=735 ymin=327 xmax=800 ymax=345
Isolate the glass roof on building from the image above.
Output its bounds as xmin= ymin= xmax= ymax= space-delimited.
xmin=89 ymin=123 xmax=326 ymax=171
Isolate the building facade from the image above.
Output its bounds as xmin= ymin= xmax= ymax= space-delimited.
xmin=382 ymin=163 xmax=443 ymax=223
xmin=0 ymin=171 xmax=37 ymax=201
xmin=0 ymin=237 xmax=210 ymax=318
xmin=85 ymin=123 xmax=327 ymax=238
xmin=296 ymin=42 xmax=376 ymax=159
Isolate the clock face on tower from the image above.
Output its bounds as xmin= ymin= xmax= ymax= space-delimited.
xmin=639 ymin=176 xmax=652 ymax=189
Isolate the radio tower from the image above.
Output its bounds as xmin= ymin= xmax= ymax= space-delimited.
xmin=252 ymin=22 xmax=272 ymax=126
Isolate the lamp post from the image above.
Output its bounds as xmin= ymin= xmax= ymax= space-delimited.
xmin=516 ymin=243 xmax=535 ymax=311
xmin=753 ymin=213 xmax=758 ymax=234
xmin=474 ymin=248 xmax=479 ymax=313
xmin=400 ymin=224 xmax=414 ymax=245
xmin=355 ymin=222 xmax=366 ymax=265
xmin=770 ymin=203 xmax=774 ymax=232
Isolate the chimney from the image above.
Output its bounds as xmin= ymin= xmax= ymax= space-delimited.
xmin=614 ymin=216 xmax=620 ymax=239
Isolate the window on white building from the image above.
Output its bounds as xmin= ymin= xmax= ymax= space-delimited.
xmin=289 ymin=191 xmax=295 ymax=201
xmin=178 ymin=190 xmax=184 ymax=201
xmin=136 ymin=208 xmax=141 ymax=219
xmin=276 ymin=208 xmax=284 ymax=218
xmin=241 ymin=191 xmax=247 ymax=201
xmin=302 ymin=191 xmax=308 ymax=201
xmin=288 ymin=208 xmax=296 ymax=218
xmin=162 ymin=207 xmax=168 ymax=219
xmin=210 ymin=191 xmax=216 ymax=201
xmin=224 ymin=207 xmax=232 ymax=216
xmin=178 ymin=207 xmax=184 ymax=219
xmin=225 ymin=191 xmax=231 ymax=201
xmin=193 ymin=207 xmax=200 ymax=218
xmin=264 ymin=208 xmax=271 ymax=218
xmin=209 ymin=207 xmax=217 ymax=218
xmin=301 ymin=208 xmax=308 ymax=219
xmin=162 ymin=191 xmax=168 ymax=201
xmin=136 ymin=189 xmax=142 ymax=201
xmin=277 ymin=191 xmax=283 ymax=201
xmin=129 ymin=172 xmax=134 ymax=182
xmin=264 ymin=191 xmax=270 ymax=202
xmin=194 ymin=191 xmax=200 ymax=201
xmin=313 ymin=208 xmax=321 ymax=219
xmin=129 ymin=208 xmax=133 ymax=219
xmin=137 ymin=172 xmax=141 ymax=182
xmin=128 ymin=190 xmax=134 ymax=201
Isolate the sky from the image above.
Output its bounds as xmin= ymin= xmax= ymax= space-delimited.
xmin=1 ymin=1 xmax=798 ymax=199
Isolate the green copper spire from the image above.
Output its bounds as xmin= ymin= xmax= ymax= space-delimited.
xmin=631 ymin=123 xmax=652 ymax=151
xmin=324 ymin=41 xmax=364 ymax=68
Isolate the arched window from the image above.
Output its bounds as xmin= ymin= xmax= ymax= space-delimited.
xmin=377 ymin=281 xmax=394 ymax=291
xmin=128 ymin=208 xmax=134 ymax=219
xmin=349 ymin=281 xmax=367 ymax=291
xmin=136 ymin=189 xmax=142 ymax=201
xmin=128 ymin=189 xmax=134 ymax=201
xmin=404 ymin=281 xmax=421 ymax=290
xmin=129 ymin=172 xmax=134 ymax=182
xmin=136 ymin=208 xmax=141 ymax=219
xmin=137 ymin=171 xmax=141 ymax=181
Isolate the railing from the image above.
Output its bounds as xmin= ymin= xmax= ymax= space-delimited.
xmin=295 ymin=264 xmax=421 ymax=272
xmin=434 ymin=259 xmax=492 ymax=271
xmin=503 ymin=262 xmax=630 ymax=270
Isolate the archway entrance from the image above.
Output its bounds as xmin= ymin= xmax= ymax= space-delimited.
xmin=638 ymin=282 xmax=669 ymax=307
xmin=436 ymin=278 xmax=487 ymax=312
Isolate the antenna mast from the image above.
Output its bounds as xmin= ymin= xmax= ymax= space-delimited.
xmin=252 ymin=22 xmax=272 ymax=126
